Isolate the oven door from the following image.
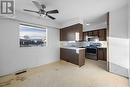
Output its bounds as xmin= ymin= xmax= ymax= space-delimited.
xmin=85 ymin=48 xmax=97 ymax=60
xmin=86 ymin=48 xmax=97 ymax=54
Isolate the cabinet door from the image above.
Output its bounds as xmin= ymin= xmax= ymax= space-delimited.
xmin=87 ymin=31 xmax=93 ymax=36
xmin=73 ymin=24 xmax=83 ymax=41
xmin=60 ymin=24 xmax=83 ymax=41
xmin=103 ymin=48 xmax=107 ymax=61
xmin=60 ymin=29 xmax=67 ymax=41
xmin=93 ymin=30 xmax=98 ymax=36
xmin=78 ymin=24 xmax=83 ymax=41
xmin=98 ymin=29 xmax=107 ymax=41
xmin=97 ymin=48 xmax=107 ymax=61
xmin=60 ymin=26 xmax=74 ymax=41
xmin=83 ymin=32 xmax=87 ymax=41
xmin=67 ymin=26 xmax=75 ymax=41
xmin=60 ymin=48 xmax=69 ymax=61
xmin=97 ymin=48 xmax=104 ymax=60
xmin=60 ymin=48 xmax=79 ymax=65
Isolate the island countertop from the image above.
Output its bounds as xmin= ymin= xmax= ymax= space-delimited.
xmin=60 ymin=47 xmax=85 ymax=50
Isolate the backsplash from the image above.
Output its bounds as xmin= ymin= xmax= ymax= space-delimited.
xmin=60 ymin=41 xmax=108 ymax=48
xmin=60 ymin=41 xmax=84 ymax=47
xmin=99 ymin=41 xmax=108 ymax=48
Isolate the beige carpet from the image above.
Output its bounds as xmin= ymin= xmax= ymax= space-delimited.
xmin=0 ymin=59 xmax=129 ymax=87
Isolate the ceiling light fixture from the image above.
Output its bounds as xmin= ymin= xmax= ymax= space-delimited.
xmin=86 ymin=24 xmax=90 ymax=26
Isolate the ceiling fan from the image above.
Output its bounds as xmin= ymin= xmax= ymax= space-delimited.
xmin=24 ymin=1 xmax=59 ymax=20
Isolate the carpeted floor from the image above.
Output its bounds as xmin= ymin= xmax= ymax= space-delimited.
xmin=0 ymin=59 xmax=129 ymax=87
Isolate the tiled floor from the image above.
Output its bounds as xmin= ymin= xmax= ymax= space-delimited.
xmin=0 ymin=59 xmax=129 ymax=87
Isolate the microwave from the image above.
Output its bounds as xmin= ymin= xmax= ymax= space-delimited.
xmin=87 ymin=36 xmax=99 ymax=42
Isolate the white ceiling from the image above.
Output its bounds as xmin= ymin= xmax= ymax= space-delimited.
xmin=15 ymin=0 xmax=128 ymax=23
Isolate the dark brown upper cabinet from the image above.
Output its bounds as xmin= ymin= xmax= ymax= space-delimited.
xmin=83 ymin=32 xmax=87 ymax=41
xmin=92 ymin=30 xmax=99 ymax=36
xmin=60 ymin=24 xmax=83 ymax=41
xmin=87 ymin=31 xmax=93 ymax=36
xmin=98 ymin=29 xmax=107 ymax=41
xmin=83 ymin=28 xmax=107 ymax=41
xmin=85 ymin=30 xmax=98 ymax=37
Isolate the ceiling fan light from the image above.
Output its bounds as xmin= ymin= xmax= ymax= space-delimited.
xmin=42 ymin=15 xmax=46 ymax=17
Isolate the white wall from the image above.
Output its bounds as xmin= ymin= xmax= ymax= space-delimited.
xmin=109 ymin=5 xmax=129 ymax=77
xmin=60 ymin=17 xmax=83 ymax=28
xmin=128 ymin=0 xmax=130 ymax=82
xmin=0 ymin=12 xmax=60 ymax=76
xmin=128 ymin=0 xmax=130 ymax=54
xmin=129 ymin=0 xmax=130 ymax=38
xmin=83 ymin=22 xmax=107 ymax=31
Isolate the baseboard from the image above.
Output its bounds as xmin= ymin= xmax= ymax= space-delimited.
xmin=0 ymin=59 xmax=60 ymax=77
xmin=109 ymin=62 xmax=128 ymax=78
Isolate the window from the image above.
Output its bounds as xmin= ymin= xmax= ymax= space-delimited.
xmin=19 ymin=24 xmax=47 ymax=47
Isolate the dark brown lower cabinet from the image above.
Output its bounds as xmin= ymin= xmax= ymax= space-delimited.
xmin=60 ymin=48 xmax=85 ymax=67
xmin=97 ymin=48 xmax=107 ymax=61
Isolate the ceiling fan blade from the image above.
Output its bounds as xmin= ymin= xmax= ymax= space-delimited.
xmin=24 ymin=9 xmax=39 ymax=13
xmin=46 ymin=14 xmax=56 ymax=20
xmin=47 ymin=10 xmax=59 ymax=14
xmin=32 ymin=1 xmax=43 ymax=10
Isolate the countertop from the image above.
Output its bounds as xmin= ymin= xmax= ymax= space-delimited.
xmin=60 ymin=47 xmax=85 ymax=50
xmin=60 ymin=46 xmax=107 ymax=50
xmin=61 ymin=47 xmax=85 ymax=54
xmin=97 ymin=47 xmax=107 ymax=48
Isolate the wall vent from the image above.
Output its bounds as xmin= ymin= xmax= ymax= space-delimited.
xmin=15 ymin=70 xmax=27 ymax=75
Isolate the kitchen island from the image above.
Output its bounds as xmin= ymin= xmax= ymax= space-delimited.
xmin=60 ymin=47 xmax=85 ymax=67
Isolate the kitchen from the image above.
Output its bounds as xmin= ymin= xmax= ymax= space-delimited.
xmin=60 ymin=15 xmax=108 ymax=69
